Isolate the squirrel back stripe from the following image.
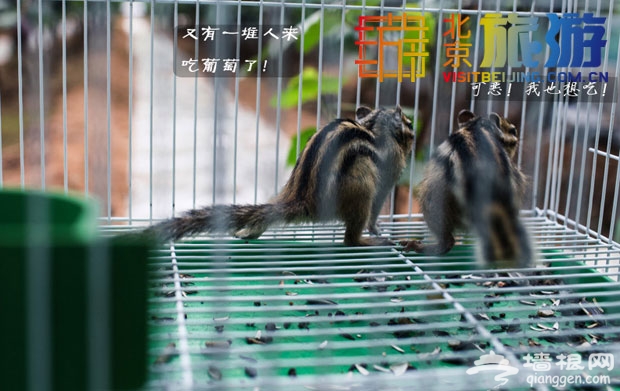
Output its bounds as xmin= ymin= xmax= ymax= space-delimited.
xmin=295 ymin=120 xmax=377 ymax=205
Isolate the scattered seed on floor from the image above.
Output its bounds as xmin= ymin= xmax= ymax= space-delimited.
xmin=204 ymin=340 xmax=231 ymax=349
xmin=154 ymin=342 xmax=177 ymax=365
xmin=354 ymin=364 xmax=369 ymax=376
xmin=306 ymin=299 xmax=337 ymax=305
xmin=390 ymin=362 xmax=409 ymax=376
xmin=207 ymin=365 xmax=222 ymax=381
xmin=244 ymin=367 xmax=257 ymax=378
xmin=391 ymin=344 xmax=405 ymax=354
xmin=538 ymin=308 xmax=555 ymax=317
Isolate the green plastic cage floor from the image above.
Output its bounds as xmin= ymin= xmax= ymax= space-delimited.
xmin=140 ymin=216 xmax=620 ymax=390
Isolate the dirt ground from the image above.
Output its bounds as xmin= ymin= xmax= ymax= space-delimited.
xmin=2 ymin=22 xmax=130 ymax=217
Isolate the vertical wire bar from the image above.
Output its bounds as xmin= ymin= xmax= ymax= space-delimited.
xmin=253 ymin=0 xmax=264 ymax=204
xmin=517 ymin=96 xmax=527 ymax=172
xmin=17 ymin=0 xmax=24 ymax=188
xmin=232 ymin=0 xmax=242 ymax=202
xmin=354 ymin=0 xmax=366 ymax=109
xmin=564 ymin=92 xmax=584 ymax=226
xmin=84 ymin=0 xmax=89 ymax=196
xmin=501 ymin=0 xmax=517 ymax=119
xmin=594 ymin=0 xmax=616 ymax=239
xmin=169 ymin=244 xmax=194 ymax=387
xmin=394 ymin=0 xmax=406 ymax=108
xmin=172 ymin=0 xmax=178 ymax=215
xmin=295 ymin=0 xmax=306 ymax=160
xmin=373 ymin=0 xmax=385 ymax=109
xmin=192 ymin=0 xmax=200 ymax=208
xmin=574 ymin=0 xmax=594 ymax=230
xmin=515 ymin=2 xmax=531 ymax=173
xmin=128 ymin=0 xmax=135 ymax=223
xmin=555 ymin=0 xmax=581 ymax=227
xmin=543 ymin=94 xmax=562 ymax=216
xmin=541 ymin=94 xmax=559 ymax=213
xmin=468 ymin=0 xmax=483 ymax=112
xmin=447 ymin=1 xmax=463 ymax=135
xmin=212 ymin=2 xmax=221 ymax=204
xmin=553 ymin=100 xmax=569 ymax=217
xmin=517 ymin=1 xmax=537 ymax=173
xmin=149 ymin=0 xmax=155 ymax=221
xmin=106 ymin=0 xmax=112 ymax=221
xmin=575 ymin=95 xmax=594 ymax=230
xmin=531 ymin=0 xmax=556 ymax=210
xmin=390 ymin=0 xmax=409 ymax=221
xmin=336 ymin=0 xmax=346 ymax=118
xmin=531 ymin=91 xmax=546 ymax=211
xmin=62 ymin=0 xmax=68 ymax=193
xmin=563 ymin=0 xmax=589 ymax=225
xmin=406 ymin=0 xmax=425 ymax=217
xmin=606 ymin=26 xmax=620 ymax=243
xmin=273 ymin=0 xmax=286 ymax=193
xmin=484 ymin=0 xmax=501 ymax=115
xmin=428 ymin=0 xmax=444 ymax=152
xmin=586 ymin=0 xmax=611 ymax=237
xmin=38 ymin=0 xmax=45 ymax=189
xmin=584 ymin=0 xmax=601 ymax=230
xmin=314 ymin=3 xmax=325 ymax=134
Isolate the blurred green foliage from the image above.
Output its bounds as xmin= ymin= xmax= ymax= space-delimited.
xmin=287 ymin=127 xmax=317 ymax=167
xmin=273 ymin=67 xmax=342 ymax=109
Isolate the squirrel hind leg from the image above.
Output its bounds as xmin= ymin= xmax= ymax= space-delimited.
xmin=340 ymin=187 xmax=388 ymax=246
xmin=342 ymin=213 xmax=394 ymax=247
xmin=344 ymin=229 xmax=394 ymax=246
xmin=367 ymin=221 xmax=381 ymax=236
xmin=359 ymin=236 xmax=394 ymax=246
xmin=400 ymin=235 xmax=455 ymax=255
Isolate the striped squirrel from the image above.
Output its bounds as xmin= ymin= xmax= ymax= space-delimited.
xmin=142 ymin=106 xmax=414 ymax=246
xmin=402 ymin=109 xmax=533 ymax=268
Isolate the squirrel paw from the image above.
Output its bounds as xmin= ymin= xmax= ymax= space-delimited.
xmin=399 ymin=239 xmax=423 ymax=253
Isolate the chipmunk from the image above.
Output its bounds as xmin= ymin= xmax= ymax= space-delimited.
xmin=142 ymin=106 xmax=414 ymax=246
xmin=401 ymin=109 xmax=532 ymax=268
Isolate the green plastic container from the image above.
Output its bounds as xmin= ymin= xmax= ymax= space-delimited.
xmin=0 ymin=189 xmax=151 ymax=391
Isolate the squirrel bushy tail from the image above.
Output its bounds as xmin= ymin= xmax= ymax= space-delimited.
xmin=142 ymin=202 xmax=306 ymax=242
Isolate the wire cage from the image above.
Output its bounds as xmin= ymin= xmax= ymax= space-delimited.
xmin=2 ymin=0 xmax=620 ymax=390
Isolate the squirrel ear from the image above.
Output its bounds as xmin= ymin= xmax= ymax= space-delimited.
xmin=356 ymin=106 xmax=373 ymax=120
xmin=489 ymin=112 xmax=502 ymax=128
xmin=457 ymin=109 xmax=475 ymax=126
